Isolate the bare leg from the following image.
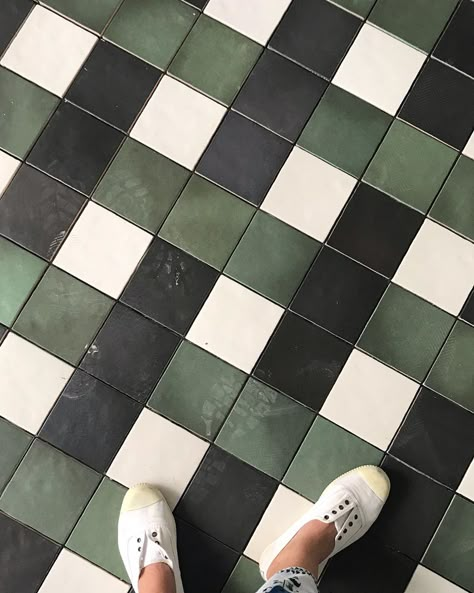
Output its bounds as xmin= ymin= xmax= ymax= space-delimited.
xmin=139 ymin=563 xmax=176 ymax=593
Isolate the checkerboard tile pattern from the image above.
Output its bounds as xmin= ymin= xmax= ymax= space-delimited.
xmin=0 ymin=1 xmax=473 ymax=593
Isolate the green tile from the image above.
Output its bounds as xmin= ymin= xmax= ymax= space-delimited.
xmin=43 ymin=0 xmax=122 ymax=31
xmin=424 ymin=495 xmax=474 ymax=592
xmin=430 ymin=155 xmax=474 ymax=241
xmin=68 ymin=477 xmax=128 ymax=582
xmin=216 ymin=378 xmax=314 ymax=479
xmin=284 ymin=416 xmax=383 ymax=501
xmin=159 ymin=175 xmax=255 ymax=270
xmin=149 ymin=341 xmax=247 ymax=440
xmin=222 ymin=556 xmax=263 ymax=593
xmin=369 ymin=0 xmax=458 ymax=52
xmin=0 ymin=67 xmax=58 ymax=158
xmin=331 ymin=0 xmax=376 ymax=17
xmin=299 ymin=85 xmax=391 ymax=177
xmin=0 ymin=418 xmax=32 ymax=492
xmin=426 ymin=321 xmax=474 ymax=413
xmin=14 ymin=266 xmax=113 ymax=364
xmin=225 ymin=211 xmax=320 ymax=306
xmin=0 ymin=439 xmax=100 ymax=543
xmin=358 ymin=284 xmax=454 ymax=381
xmin=0 ymin=237 xmax=46 ymax=326
xmin=169 ymin=15 xmax=262 ymax=105
xmin=364 ymin=120 xmax=457 ymax=213
xmin=105 ymin=0 xmax=198 ymax=69
xmin=93 ymin=138 xmax=190 ymax=233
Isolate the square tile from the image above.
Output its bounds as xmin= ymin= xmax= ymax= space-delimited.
xmin=0 ymin=439 xmax=100 ymax=543
xmin=400 ymin=58 xmax=474 ymax=150
xmin=0 ymin=5 xmax=96 ymax=96
xmin=204 ymin=0 xmax=291 ymax=44
xmin=149 ymin=341 xmax=247 ymax=440
xmin=331 ymin=0 xmax=376 ymax=17
xmin=0 ymin=333 xmax=73 ymax=433
xmin=458 ymin=460 xmax=474 ymax=501
xmin=121 ymin=238 xmax=218 ymax=334
xmin=284 ymin=416 xmax=383 ymax=502
xmin=0 ymin=236 xmax=46 ymax=326
xmin=28 ymin=102 xmax=124 ymax=196
xmin=93 ymin=138 xmax=190 ymax=233
xmin=270 ymin=0 xmax=361 ymax=78
xmin=365 ymin=120 xmax=457 ymax=213
xmin=221 ymin=556 xmax=262 ymax=593
xmin=216 ymin=377 xmax=314 ymax=479
xmin=169 ymin=14 xmax=262 ymax=106
xmin=320 ymin=350 xmax=418 ymax=449
xmin=131 ymin=75 xmax=225 ymax=169
xmin=332 ymin=24 xmax=425 ymax=115
xmin=107 ymin=408 xmax=209 ymax=509
xmin=187 ymin=276 xmax=284 ymax=373
xmin=14 ymin=266 xmax=113 ymax=364
xmin=434 ymin=0 xmax=474 ymax=78
xmin=298 ymin=84 xmax=391 ymax=178
xmin=405 ymin=566 xmax=466 ymax=593
xmin=105 ymin=0 xmax=197 ymax=69
xmin=0 ymin=0 xmax=32 ymax=55
xmin=197 ymin=111 xmax=292 ymax=206
xmin=261 ymin=147 xmax=357 ymax=241
xmin=233 ymin=49 xmax=327 ymax=141
xmin=40 ymin=369 xmax=142 ymax=472
xmin=390 ymin=387 xmax=474 ymax=489
xmin=0 ymin=150 xmax=19 ymax=194
xmin=0 ymin=417 xmax=32 ymax=491
xmin=358 ymin=284 xmax=454 ymax=381
xmin=175 ymin=445 xmax=277 ymax=551
xmin=66 ymin=39 xmax=161 ymax=131
xmin=160 ymin=174 xmax=255 ymax=270
xmin=291 ymin=246 xmax=388 ymax=343
xmin=81 ymin=303 xmax=180 ymax=403
xmin=393 ymin=220 xmax=474 ymax=315
xmin=255 ymin=312 xmax=352 ymax=411
xmin=225 ymin=210 xmax=320 ymax=306
xmin=42 ymin=0 xmax=122 ymax=33
xmin=54 ymin=201 xmax=152 ymax=298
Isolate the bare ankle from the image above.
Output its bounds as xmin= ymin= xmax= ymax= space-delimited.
xmin=139 ymin=562 xmax=175 ymax=593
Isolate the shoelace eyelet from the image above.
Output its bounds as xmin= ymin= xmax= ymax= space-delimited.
xmin=332 ymin=510 xmax=337 ymax=515
xmin=324 ymin=514 xmax=329 ymax=520
xmin=349 ymin=521 xmax=353 ymax=527
xmin=345 ymin=500 xmax=349 ymax=505
xmin=354 ymin=514 xmax=358 ymax=520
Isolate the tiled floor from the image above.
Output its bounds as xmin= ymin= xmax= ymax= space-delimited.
xmin=0 ymin=0 xmax=473 ymax=592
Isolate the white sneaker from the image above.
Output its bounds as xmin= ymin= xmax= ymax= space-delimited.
xmin=118 ymin=484 xmax=184 ymax=593
xmin=259 ymin=465 xmax=390 ymax=579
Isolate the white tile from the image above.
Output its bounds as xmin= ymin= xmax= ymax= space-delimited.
xmin=39 ymin=549 xmax=128 ymax=593
xmin=261 ymin=147 xmax=357 ymax=241
xmin=245 ymin=485 xmax=313 ymax=561
xmin=54 ymin=202 xmax=152 ymax=298
xmin=463 ymin=131 xmax=474 ymax=160
xmin=131 ymin=75 xmax=226 ymax=169
xmin=0 ymin=151 xmax=20 ymax=195
xmin=107 ymin=408 xmax=208 ymax=509
xmin=393 ymin=219 xmax=474 ymax=315
xmin=187 ymin=276 xmax=284 ymax=372
xmin=405 ymin=566 xmax=465 ymax=593
xmin=0 ymin=333 xmax=74 ymax=433
xmin=333 ymin=24 xmax=425 ymax=115
xmin=457 ymin=459 xmax=474 ymax=501
xmin=320 ymin=350 xmax=419 ymax=449
xmin=0 ymin=6 xmax=96 ymax=96
xmin=205 ymin=0 xmax=290 ymax=44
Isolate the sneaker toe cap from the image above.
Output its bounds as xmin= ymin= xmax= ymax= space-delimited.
xmin=357 ymin=465 xmax=390 ymax=502
xmin=121 ymin=483 xmax=164 ymax=513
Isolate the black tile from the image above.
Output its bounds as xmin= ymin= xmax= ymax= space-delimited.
xmin=66 ymin=40 xmax=161 ymax=132
xmin=28 ymin=102 xmax=124 ymax=196
xmin=370 ymin=456 xmax=453 ymax=561
xmin=40 ymin=370 xmax=141 ymax=473
xmin=183 ymin=0 xmax=207 ymax=8
xmin=254 ymin=312 xmax=351 ymax=411
xmin=0 ymin=512 xmax=59 ymax=593
xmin=197 ymin=111 xmax=291 ymax=206
xmin=176 ymin=518 xmax=239 ymax=593
xmin=175 ymin=446 xmax=277 ymax=552
xmin=328 ymin=183 xmax=424 ymax=277
xmin=434 ymin=0 xmax=474 ymax=78
xmin=461 ymin=290 xmax=474 ymax=325
xmin=121 ymin=238 xmax=218 ymax=334
xmin=81 ymin=303 xmax=180 ymax=403
xmin=269 ymin=0 xmax=361 ymax=78
xmin=292 ymin=246 xmax=388 ymax=343
xmin=0 ymin=164 xmax=85 ymax=260
xmin=390 ymin=387 xmax=474 ymax=489
xmin=400 ymin=58 xmax=474 ymax=150
xmin=233 ymin=49 xmax=327 ymax=141
xmin=319 ymin=534 xmax=416 ymax=593
xmin=0 ymin=0 xmax=31 ymax=55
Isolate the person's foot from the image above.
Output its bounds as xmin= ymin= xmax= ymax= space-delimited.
xmin=118 ymin=484 xmax=184 ymax=593
xmin=260 ymin=465 xmax=390 ymax=579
